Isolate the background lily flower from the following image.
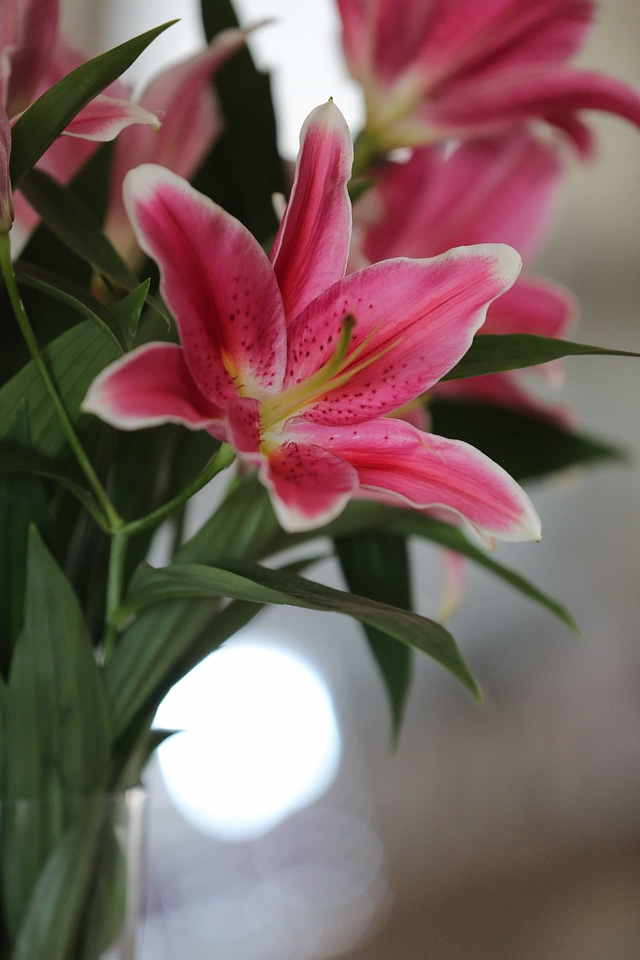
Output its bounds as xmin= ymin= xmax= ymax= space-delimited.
xmin=352 ymin=129 xmax=578 ymax=423
xmin=104 ymin=29 xmax=248 ymax=264
xmin=84 ymin=102 xmax=540 ymax=542
xmin=337 ymin=0 xmax=640 ymax=154
xmin=2 ymin=0 xmax=159 ymax=243
xmin=1 ymin=0 xmax=157 ymax=138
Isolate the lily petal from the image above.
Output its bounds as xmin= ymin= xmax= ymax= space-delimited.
xmin=291 ymin=417 xmax=541 ymax=542
xmin=270 ymin=100 xmax=353 ymax=321
xmin=261 ymin=440 xmax=359 ymax=533
xmin=361 ymin=130 xmax=565 ymax=267
xmin=82 ymin=342 xmax=225 ymax=431
xmin=124 ymin=164 xmax=287 ymax=406
xmin=287 ymin=244 xmax=521 ymax=422
xmin=427 ymin=65 xmax=640 ymax=147
xmin=1 ymin=0 xmax=59 ymax=114
xmin=62 ymin=94 xmax=159 ymax=142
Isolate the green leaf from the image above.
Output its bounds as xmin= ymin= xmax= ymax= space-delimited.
xmin=15 ymin=264 xmax=149 ymax=351
xmin=443 ymin=333 xmax=640 ymax=381
xmin=178 ymin=476 xmax=577 ymax=635
xmin=0 ymin=441 xmax=99 ymax=521
xmin=178 ymin=470 xmax=283 ymax=564
xmin=10 ymin=21 xmax=177 ymax=187
xmin=121 ymin=559 xmax=480 ymax=699
xmin=2 ymin=529 xmax=111 ymax=941
xmin=18 ymin=170 xmax=141 ymax=292
xmin=106 ymin=595 xmax=248 ymax=742
xmin=109 ymin=280 xmax=150 ymax=347
xmin=4 ymin=528 xmax=111 ymax=799
xmin=335 ymin=533 xmax=413 ymax=742
xmin=0 ymin=320 xmax=121 ymax=458
xmin=381 ymin=511 xmax=580 ymax=635
xmin=0 ymin=409 xmax=51 ymax=674
xmin=8 ymin=802 xmax=104 ymax=960
xmin=429 ymin=401 xmax=627 ymax=481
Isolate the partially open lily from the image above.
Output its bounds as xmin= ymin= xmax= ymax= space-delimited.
xmin=352 ymin=129 xmax=577 ymax=422
xmin=84 ymin=102 xmax=540 ymax=540
xmin=104 ymin=29 xmax=247 ymax=264
xmin=1 ymin=0 xmax=157 ymax=139
xmin=2 ymin=0 xmax=158 ymax=242
xmin=337 ymin=0 xmax=640 ymax=155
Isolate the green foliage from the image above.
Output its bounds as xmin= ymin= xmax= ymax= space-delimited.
xmin=335 ymin=533 xmax=414 ymax=742
xmin=0 ymin=321 xmax=121 ymax=458
xmin=10 ymin=21 xmax=177 ymax=187
xmin=1 ymin=530 xmax=111 ymax=944
xmin=197 ymin=0 xmax=286 ymax=241
xmin=429 ymin=401 xmax=626 ymax=482
xmin=443 ymin=333 xmax=640 ymax=381
xmin=120 ymin=558 xmax=480 ymax=698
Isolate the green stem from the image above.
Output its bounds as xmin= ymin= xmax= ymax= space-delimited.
xmin=121 ymin=443 xmax=236 ymax=539
xmin=351 ymin=128 xmax=384 ymax=180
xmin=104 ymin=527 xmax=127 ymax=661
xmin=0 ymin=232 xmax=121 ymax=531
xmin=102 ymin=443 xmax=236 ymax=653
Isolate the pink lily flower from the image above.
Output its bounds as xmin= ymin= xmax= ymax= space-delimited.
xmin=337 ymin=0 xmax=640 ymax=155
xmin=352 ymin=129 xmax=578 ymax=422
xmin=83 ymin=101 xmax=540 ymax=540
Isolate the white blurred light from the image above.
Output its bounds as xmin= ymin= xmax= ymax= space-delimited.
xmin=155 ymin=640 xmax=342 ymax=841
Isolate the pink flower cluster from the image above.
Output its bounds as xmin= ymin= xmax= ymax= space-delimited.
xmin=5 ymin=0 xmax=640 ymax=543
xmin=84 ymin=103 xmax=541 ymax=540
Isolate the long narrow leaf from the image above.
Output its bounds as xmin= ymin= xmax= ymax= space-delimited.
xmin=121 ymin=559 xmax=480 ymax=699
xmin=18 ymin=170 xmax=142 ymax=292
xmin=15 ymin=265 xmax=150 ymax=351
xmin=10 ymin=21 xmax=177 ymax=186
xmin=443 ymin=333 xmax=640 ymax=381
xmin=336 ymin=533 xmax=414 ymax=741
xmin=382 ymin=512 xmax=580 ymax=634
xmin=429 ymin=401 xmax=627 ymax=481
xmin=0 ymin=320 xmax=121 ymax=457
xmin=0 ymin=441 xmax=100 ymax=522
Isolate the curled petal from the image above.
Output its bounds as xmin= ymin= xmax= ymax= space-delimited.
xmin=63 ymin=94 xmax=160 ymax=142
xmin=270 ymin=100 xmax=353 ymax=321
xmin=82 ymin=342 xmax=225 ymax=431
xmin=261 ymin=440 xmax=359 ymax=532
xmin=289 ymin=417 xmax=541 ymax=542
xmin=124 ymin=164 xmax=287 ymax=406
xmin=287 ymin=244 xmax=521 ymax=422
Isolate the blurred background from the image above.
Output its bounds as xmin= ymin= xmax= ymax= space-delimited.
xmin=63 ymin=1 xmax=640 ymax=956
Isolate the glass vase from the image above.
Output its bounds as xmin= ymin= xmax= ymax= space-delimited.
xmin=0 ymin=788 xmax=147 ymax=960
